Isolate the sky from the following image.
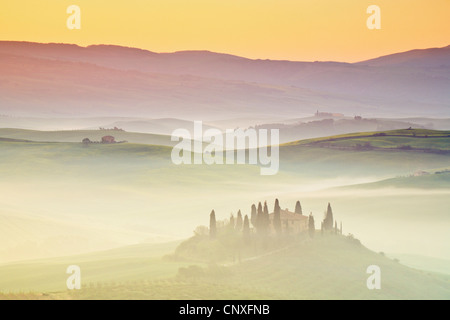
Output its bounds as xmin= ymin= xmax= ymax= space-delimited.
xmin=0 ymin=0 xmax=449 ymax=62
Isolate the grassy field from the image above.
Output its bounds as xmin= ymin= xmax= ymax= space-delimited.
xmin=0 ymin=128 xmax=175 ymax=146
xmin=0 ymin=241 xmax=185 ymax=293
xmin=221 ymin=235 xmax=450 ymax=300
xmin=284 ymin=129 xmax=450 ymax=151
xmin=0 ymin=128 xmax=449 ymax=282
xmin=0 ymin=235 xmax=448 ymax=300
xmin=2 ymin=128 xmax=449 ymax=152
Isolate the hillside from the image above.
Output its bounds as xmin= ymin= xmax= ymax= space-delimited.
xmin=254 ymin=118 xmax=448 ymax=143
xmin=0 ymin=128 xmax=175 ymax=146
xmin=339 ymin=171 xmax=450 ymax=190
xmin=283 ymin=129 xmax=450 ymax=153
xmin=0 ymin=129 xmax=449 ymax=263
xmin=358 ymin=45 xmax=450 ymax=67
xmin=0 ymin=50 xmax=350 ymax=119
xmin=221 ymin=235 xmax=450 ymax=300
xmin=0 ymin=41 xmax=449 ymax=118
xmin=0 ymin=241 xmax=185 ymax=294
xmin=0 ymin=116 xmax=221 ymax=135
xmin=278 ymin=129 xmax=450 ymax=179
xmin=0 ymin=235 xmax=448 ymax=299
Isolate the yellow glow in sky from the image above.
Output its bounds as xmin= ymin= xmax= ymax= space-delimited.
xmin=0 ymin=0 xmax=449 ymax=62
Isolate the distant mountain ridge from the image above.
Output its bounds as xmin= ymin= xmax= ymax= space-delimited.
xmin=0 ymin=41 xmax=449 ymax=119
xmin=2 ymin=41 xmax=448 ymax=66
xmin=358 ymin=45 xmax=450 ymax=67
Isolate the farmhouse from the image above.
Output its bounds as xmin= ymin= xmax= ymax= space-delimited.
xmin=269 ymin=209 xmax=308 ymax=234
xmin=209 ymin=199 xmax=340 ymax=239
xmin=101 ymin=136 xmax=116 ymax=144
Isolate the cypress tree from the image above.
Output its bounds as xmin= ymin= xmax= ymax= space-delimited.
xmin=308 ymin=213 xmax=315 ymax=238
xmin=323 ymin=203 xmax=334 ymax=230
xmin=263 ymin=201 xmax=270 ymax=232
xmin=250 ymin=204 xmax=257 ymax=228
xmin=243 ymin=215 xmax=250 ymax=240
xmin=229 ymin=214 xmax=235 ymax=229
xmin=256 ymin=202 xmax=263 ymax=233
xmin=236 ymin=210 xmax=243 ymax=231
xmin=273 ymin=198 xmax=282 ymax=235
xmin=295 ymin=201 xmax=303 ymax=215
xmin=210 ymin=210 xmax=217 ymax=239
xmin=257 ymin=202 xmax=263 ymax=216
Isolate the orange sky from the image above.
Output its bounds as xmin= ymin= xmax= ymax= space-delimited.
xmin=0 ymin=0 xmax=449 ymax=62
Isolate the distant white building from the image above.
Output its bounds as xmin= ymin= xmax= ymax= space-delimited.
xmin=414 ymin=170 xmax=430 ymax=177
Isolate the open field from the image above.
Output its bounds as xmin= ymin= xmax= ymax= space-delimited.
xmin=0 ymin=128 xmax=174 ymax=146
xmin=0 ymin=235 xmax=448 ymax=300
xmin=0 ymin=241 xmax=185 ymax=293
xmin=0 ymin=129 xmax=448 ymax=278
xmin=284 ymin=129 xmax=450 ymax=151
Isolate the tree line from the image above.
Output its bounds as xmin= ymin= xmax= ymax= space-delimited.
xmin=209 ymin=199 xmax=342 ymax=240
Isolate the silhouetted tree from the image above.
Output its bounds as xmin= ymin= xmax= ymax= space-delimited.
xmin=335 ymin=221 xmax=338 ymax=234
xmin=210 ymin=210 xmax=217 ymax=239
xmin=236 ymin=210 xmax=243 ymax=231
xmin=250 ymin=204 xmax=257 ymax=228
xmin=257 ymin=202 xmax=263 ymax=217
xmin=263 ymin=201 xmax=270 ymax=233
xmin=308 ymin=213 xmax=315 ymax=238
xmin=340 ymin=221 xmax=343 ymax=235
xmin=295 ymin=201 xmax=303 ymax=215
xmin=273 ymin=199 xmax=282 ymax=235
xmin=256 ymin=202 xmax=263 ymax=234
xmin=229 ymin=214 xmax=235 ymax=229
xmin=243 ymin=215 xmax=250 ymax=240
xmin=323 ymin=203 xmax=334 ymax=231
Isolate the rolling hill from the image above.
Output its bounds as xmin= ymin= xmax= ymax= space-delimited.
xmin=0 ymin=235 xmax=448 ymax=299
xmin=283 ymin=129 xmax=450 ymax=152
xmin=358 ymin=45 xmax=450 ymax=67
xmin=0 ymin=41 xmax=449 ymax=118
xmin=0 ymin=129 xmax=449 ymax=263
xmin=0 ymin=128 xmax=175 ymax=146
xmin=0 ymin=116 xmax=221 ymax=134
xmin=254 ymin=118 xmax=447 ymax=144
xmin=338 ymin=171 xmax=450 ymax=190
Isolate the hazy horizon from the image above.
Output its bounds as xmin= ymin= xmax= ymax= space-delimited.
xmin=1 ymin=40 xmax=449 ymax=64
xmin=0 ymin=2 xmax=449 ymax=300
xmin=2 ymin=0 xmax=449 ymax=62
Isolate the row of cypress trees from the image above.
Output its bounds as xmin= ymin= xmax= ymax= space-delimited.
xmin=210 ymin=199 xmax=326 ymax=239
xmin=210 ymin=200 xmax=341 ymax=239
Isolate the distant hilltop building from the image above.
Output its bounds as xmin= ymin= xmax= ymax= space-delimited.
xmin=99 ymin=127 xmax=124 ymax=131
xmin=269 ymin=209 xmax=308 ymax=234
xmin=101 ymin=136 xmax=116 ymax=144
xmin=209 ymin=199 xmax=342 ymax=239
xmin=414 ymin=170 xmax=430 ymax=177
xmin=315 ymin=110 xmax=344 ymax=118
xmin=82 ymin=136 xmax=126 ymax=144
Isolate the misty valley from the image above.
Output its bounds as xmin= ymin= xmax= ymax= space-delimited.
xmin=0 ymin=41 xmax=449 ymax=300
